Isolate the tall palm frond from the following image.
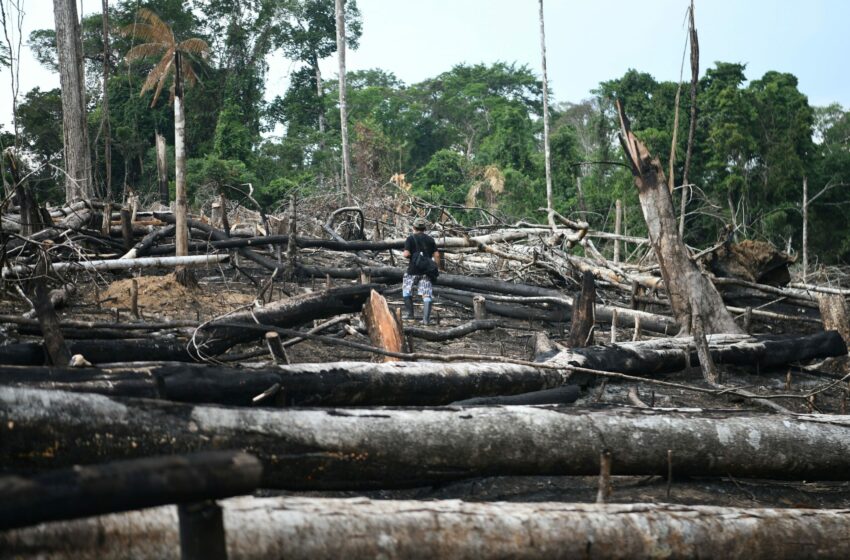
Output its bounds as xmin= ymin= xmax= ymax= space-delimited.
xmin=120 ymin=8 xmax=208 ymax=107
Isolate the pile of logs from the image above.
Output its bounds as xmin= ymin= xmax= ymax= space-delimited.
xmin=3 ymin=113 xmax=850 ymax=558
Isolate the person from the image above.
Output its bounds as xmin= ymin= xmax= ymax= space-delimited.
xmin=402 ymin=217 xmax=441 ymax=325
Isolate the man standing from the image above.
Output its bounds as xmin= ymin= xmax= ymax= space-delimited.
xmin=402 ymin=217 xmax=441 ymax=325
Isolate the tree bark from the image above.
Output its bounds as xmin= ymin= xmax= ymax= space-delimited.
xmin=538 ymin=0 xmax=553 ymax=217
xmin=195 ymin=284 xmax=375 ymax=355
xmin=173 ymin=51 xmax=191 ymax=285
xmin=8 ymin=498 xmax=850 ymax=560
xmin=617 ymin=100 xmax=740 ymax=335
xmin=680 ymin=0 xmax=699 ymax=237
xmin=0 ymin=338 xmax=191 ymax=366
xmin=0 ymin=359 xmax=565 ymax=406
xmin=3 ymin=254 xmax=228 ymax=278
xmin=4 ymin=388 xmax=850 ymax=488
xmin=567 ymin=271 xmax=595 ymax=347
xmin=547 ymin=331 xmax=845 ymax=383
xmin=53 ymin=0 xmax=92 ymax=201
xmin=802 ymin=176 xmax=809 ymax=279
xmin=335 ymin=0 xmax=353 ymax=204
xmin=818 ymin=294 xmax=850 ymax=349
xmin=155 ymin=131 xmax=169 ymax=205
xmin=101 ymin=0 xmax=112 ymax=202
xmin=121 ymin=224 xmax=176 ymax=259
xmin=0 ymin=451 xmax=261 ymax=530
xmin=30 ymin=265 xmax=71 ymax=367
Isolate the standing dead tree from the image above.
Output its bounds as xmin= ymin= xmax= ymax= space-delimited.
xmin=617 ymin=100 xmax=741 ymax=335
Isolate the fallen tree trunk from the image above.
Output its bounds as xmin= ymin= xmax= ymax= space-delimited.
xmin=4 ymin=330 xmax=840 ymax=398
xmin=301 ymin=265 xmax=678 ymax=333
xmin=0 ymin=338 xmax=191 ymax=366
xmin=404 ymin=319 xmax=498 ymax=341
xmin=0 ymin=361 xmax=563 ymax=406
xmin=4 ymin=387 xmax=850 ymax=488
xmin=451 ymin=385 xmax=579 ymax=405
xmin=194 ymin=284 xmax=376 ymax=355
xmin=120 ymin=224 xmax=176 ymax=259
xmin=544 ymin=331 xmax=846 ymax=383
xmin=155 ymin=212 xmax=282 ymax=272
xmin=3 ymin=498 xmax=848 ymax=560
xmin=0 ymin=451 xmax=261 ymax=530
xmin=2 ymin=254 xmax=229 ymax=277
xmin=4 ymin=204 xmax=93 ymax=255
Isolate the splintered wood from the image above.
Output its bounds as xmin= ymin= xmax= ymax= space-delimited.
xmin=362 ymin=289 xmax=404 ymax=362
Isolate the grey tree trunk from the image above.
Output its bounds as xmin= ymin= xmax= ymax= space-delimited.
xmin=538 ymin=0 xmax=553 ymax=217
xmin=335 ymin=0 xmax=353 ymax=204
xmin=155 ymin=131 xmax=168 ymax=205
xmin=617 ymin=101 xmax=741 ymax=335
xmin=4 ymin=387 xmax=850 ymax=489
xmin=802 ymin=176 xmax=808 ymax=279
xmin=314 ymin=56 xmax=326 ymax=137
xmin=173 ymin=52 xmax=188 ymax=257
xmin=172 ymin=51 xmax=191 ymax=285
xmin=4 ymin=497 xmax=850 ymax=560
xmin=52 ymin=0 xmax=92 ymax=201
xmin=679 ymin=0 xmax=699 ymax=237
xmin=100 ymin=0 xmax=111 ymax=202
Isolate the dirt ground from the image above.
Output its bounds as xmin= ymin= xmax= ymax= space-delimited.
xmin=101 ymin=274 xmax=255 ymax=319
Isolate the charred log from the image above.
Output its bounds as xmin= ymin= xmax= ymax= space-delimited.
xmin=3 ymin=387 xmax=850 ymax=488
xmin=0 ymin=451 xmax=261 ymax=530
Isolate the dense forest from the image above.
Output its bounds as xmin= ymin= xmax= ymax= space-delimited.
xmin=3 ymin=0 xmax=849 ymax=261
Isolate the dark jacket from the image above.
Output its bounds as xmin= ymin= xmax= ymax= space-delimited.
xmin=405 ymin=232 xmax=438 ymax=275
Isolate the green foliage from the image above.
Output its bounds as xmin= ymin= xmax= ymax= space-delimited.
xmin=186 ymin=154 xmax=257 ymax=203
xmin=412 ymin=149 xmax=470 ymax=206
xmin=16 ymin=0 xmax=850 ymax=263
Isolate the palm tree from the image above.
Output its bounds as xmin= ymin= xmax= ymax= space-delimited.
xmin=122 ymin=9 xmax=208 ymax=285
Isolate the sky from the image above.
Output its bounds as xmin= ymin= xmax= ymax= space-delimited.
xmin=2 ymin=0 xmax=849 ymax=131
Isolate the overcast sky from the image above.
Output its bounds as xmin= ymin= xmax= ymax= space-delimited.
xmin=2 ymin=0 xmax=849 ymax=131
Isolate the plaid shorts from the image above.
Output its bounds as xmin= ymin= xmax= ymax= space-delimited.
xmin=402 ymin=273 xmax=433 ymax=298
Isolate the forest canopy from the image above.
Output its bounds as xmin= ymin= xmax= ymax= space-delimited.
xmin=8 ymin=0 xmax=850 ymax=261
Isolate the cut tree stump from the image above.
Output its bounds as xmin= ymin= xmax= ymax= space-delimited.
xmin=362 ymin=290 xmax=403 ymax=362
xmin=4 ymin=387 xmax=850 ymax=488
xmin=4 ymin=498 xmax=850 ymax=560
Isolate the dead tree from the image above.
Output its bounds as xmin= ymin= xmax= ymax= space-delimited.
xmin=0 ymin=451 xmax=261 ymax=530
xmin=5 ymin=387 xmax=850 ymax=489
xmin=617 ymin=100 xmax=740 ymax=335
xmin=5 ymin=498 xmax=850 ymax=560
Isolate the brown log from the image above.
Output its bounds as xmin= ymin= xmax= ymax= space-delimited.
xmin=4 ymin=498 xmax=850 ymax=560
xmin=362 ymin=290 xmax=403 ymax=362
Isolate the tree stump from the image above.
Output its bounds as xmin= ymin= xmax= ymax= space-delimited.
xmin=362 ymin=290 xmax=404 ymax=362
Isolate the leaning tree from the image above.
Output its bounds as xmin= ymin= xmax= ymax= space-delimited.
xmin=121 ymin=8 xmax=209 ymax=285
